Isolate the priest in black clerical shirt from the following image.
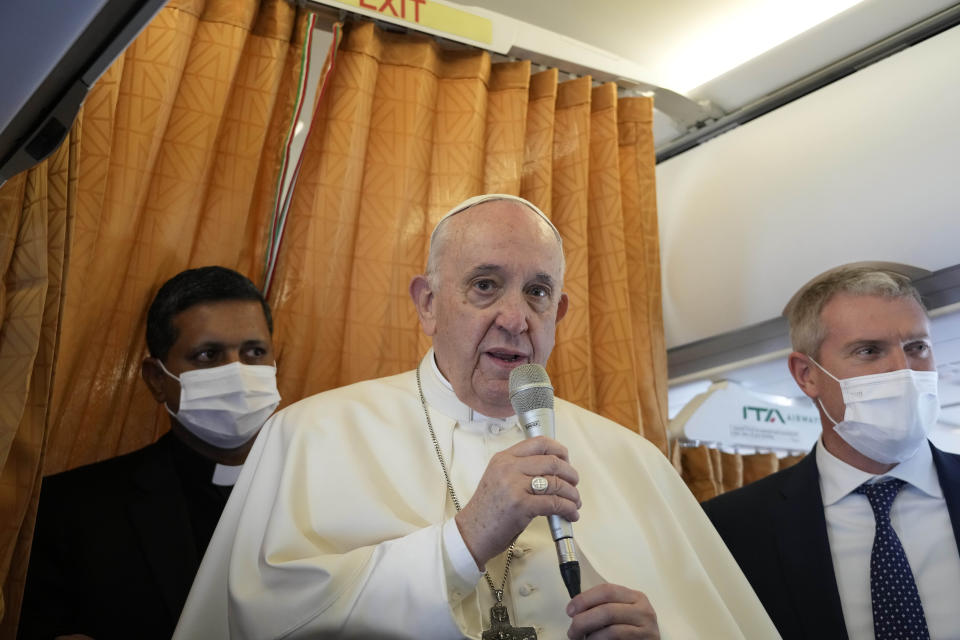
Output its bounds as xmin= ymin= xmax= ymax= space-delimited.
xmin=18 ymin=266 xmax=280 ymax=640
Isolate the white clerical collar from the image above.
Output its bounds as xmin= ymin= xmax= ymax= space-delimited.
xmin=816 ymin=436 xmax=941 ymax=506
xmin=212 ymin=463 xmax=242 ymax=486
xmin=423 ymin=349 xmax=513 ymax=428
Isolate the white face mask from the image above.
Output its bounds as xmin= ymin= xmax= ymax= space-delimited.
xmin=158 ymin=360 xmax=281 ymax=449
xmin=809 ymin=358 xmax=939 ymax=464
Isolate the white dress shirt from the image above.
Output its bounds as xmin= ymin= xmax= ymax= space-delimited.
xmin=818 ymin=438 xmax=960 ymax=639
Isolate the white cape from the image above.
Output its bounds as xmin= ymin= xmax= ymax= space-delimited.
xmin=175 ymin=353 xmax=779 ymax=639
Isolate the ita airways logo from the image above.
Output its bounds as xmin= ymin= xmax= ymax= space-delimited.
xmin=741 ymin=405 xmax=820 ymax=425
xmin=743 ymin=406 xmax=785 ymax=423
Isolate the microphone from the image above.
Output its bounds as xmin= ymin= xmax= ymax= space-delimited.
xmin=509 ymin=364 xmax=581 ymax=598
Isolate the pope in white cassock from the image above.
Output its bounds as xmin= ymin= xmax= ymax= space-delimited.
xmin=174 ymin=195 xmax=780 ymax=639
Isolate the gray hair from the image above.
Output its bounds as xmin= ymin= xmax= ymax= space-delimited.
xmin=424 ymin=194 xmax=565 ymax=289
xmin=785 ymin=265 xmax=925 ymax=357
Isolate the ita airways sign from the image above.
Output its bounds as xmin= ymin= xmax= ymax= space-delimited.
xmin=670 ymin=381 xmax=821 ymax=452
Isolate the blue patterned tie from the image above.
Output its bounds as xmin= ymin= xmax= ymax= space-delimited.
xmin=855 ymin=479 xmax=930 ymax=639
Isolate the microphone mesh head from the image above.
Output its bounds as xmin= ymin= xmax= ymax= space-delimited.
xmin=509 ymin=364 xmax=554 ymax=413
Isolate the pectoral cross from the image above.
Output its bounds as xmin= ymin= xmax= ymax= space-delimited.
xmin=481 ymin=601 xmax=537 ymax=640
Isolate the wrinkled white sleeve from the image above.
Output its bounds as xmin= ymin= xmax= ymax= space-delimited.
xmin=441 ymin=518 xmax=484 ymax=604
xmin=175 ymin=407 xmax=475 ymax=640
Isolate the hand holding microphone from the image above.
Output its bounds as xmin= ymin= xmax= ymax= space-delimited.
xmin=453 ymin=420 xmax=581 ymax=573
xmin=452 ymin=362 xmax=582 ymax=595
xmin=509 ymin=364 xmax=581 ymax=598
xmin=454 ymin=364 xmax=658 ymax=636
xmin=509 ymin=365 xmax=660 ymax=638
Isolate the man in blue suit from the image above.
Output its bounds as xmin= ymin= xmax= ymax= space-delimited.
xmin=703 ymin=265 xmax=960 ymax=639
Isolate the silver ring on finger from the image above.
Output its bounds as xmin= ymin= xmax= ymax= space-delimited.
xmin=531 ymin=475 xmax=549 ymax=494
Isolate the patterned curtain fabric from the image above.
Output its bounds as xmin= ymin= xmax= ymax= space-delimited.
xmin=0 ymin=119 xmax=79 ymax=632
xmin=672 ymin=444 xmax=721 ymax=503
xmin=677 ymin=444 xmax=809 ymax=502
xmin=47 ymin=0 xmax=301 ymax=474
xmin=266 ymin=21 xmax=669 ymax=451
xmin=0 ymin=0 xmax=306 ymax=632
xmin=0 ymin=8 xmax=670 ymax=632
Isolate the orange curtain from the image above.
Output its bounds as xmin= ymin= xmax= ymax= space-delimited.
xmin=0 ymin=118 xmax=79 ymax=631
xmin=47 ymin=0 xmax=301 ymax=474
xmin=0 ymin=0 xmax=307 ymax=632
xmin=676 ymin=443 xmax=808 ymax=502
xmin=0 ymin=11 xmax=670 ymax=631
xmin=265 ymin=21 xmax=668 ymax=451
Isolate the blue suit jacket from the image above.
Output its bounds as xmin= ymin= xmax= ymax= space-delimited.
xmin=701 ymin=442 xmax=960 ymax=640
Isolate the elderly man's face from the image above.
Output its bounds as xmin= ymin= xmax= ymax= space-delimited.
xmin=412 ymin=200 xmax=568 ymax=417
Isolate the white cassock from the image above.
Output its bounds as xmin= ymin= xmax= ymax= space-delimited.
xmin=175 ymin=351 xmax=779 ymax=639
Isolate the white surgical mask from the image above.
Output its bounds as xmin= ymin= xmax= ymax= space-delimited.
xmin=809 ymin=358 xmax=939 ymax=464
xmin=158 ymin=360 xmax=281 ymax=449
